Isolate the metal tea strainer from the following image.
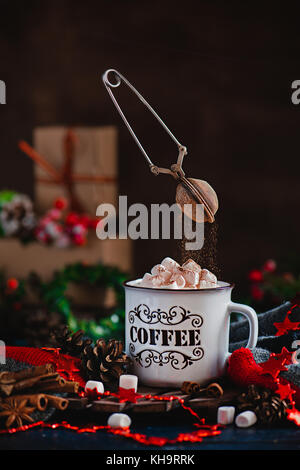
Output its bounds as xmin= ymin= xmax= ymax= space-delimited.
xmin=102 ymin=69 xmax=218 ymax=223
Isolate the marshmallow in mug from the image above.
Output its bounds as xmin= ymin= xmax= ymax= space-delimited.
xmin=139 ymin=257 xmax=217 ymax=289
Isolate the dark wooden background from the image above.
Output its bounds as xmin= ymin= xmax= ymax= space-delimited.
xmin=0 ymin=0 xmax=299 ymax=291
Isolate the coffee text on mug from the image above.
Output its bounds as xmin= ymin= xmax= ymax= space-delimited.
xmin=130 ymin=326 xmax=201 ymax=348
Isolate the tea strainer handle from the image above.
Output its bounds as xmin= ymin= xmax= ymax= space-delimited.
xmin=102 ymin=69 xmax=187 ymax=178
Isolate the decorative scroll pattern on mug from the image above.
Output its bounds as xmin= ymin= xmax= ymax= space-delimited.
xmin=128 ymin=304 xmax=203 ymax=327
xmin=128 ymin=303 xmax=204 ymax=370
xmin=129 ymin=343 xmax=204 ymax=370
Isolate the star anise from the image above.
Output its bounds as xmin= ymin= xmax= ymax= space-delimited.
xmin=0 ymin=398 xmax=35 ymax=428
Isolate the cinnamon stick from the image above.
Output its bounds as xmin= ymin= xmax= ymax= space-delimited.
xmin=3 ymin=394 xmax=48 ymax=411
xmin=57 ymin=381 xmax=79 ymax=394
xmin=36 ymin=373 xmax=63 ymax=385
xmin=0 ymin=372 xmax=62 ymax=396
xmin=37 ymin=379 xmax=79 ymax=394
xmin=44 ymin=394 xmax=69 ymax=411
xmin=34 ymin=379 xmax=79 ymax=394
xmin=34 ymin=375 xmax=66 ymax=391
xmin=0 ymin=362 xmax=78 ymax=397
xmin=12 ymin=373 xmax=62 ymax=393
xmin=0 ymin=364 xmax=55 ymax=385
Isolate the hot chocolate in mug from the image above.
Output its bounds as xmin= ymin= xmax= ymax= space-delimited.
xmin=124 ymin=280 xmax=258 ymax=387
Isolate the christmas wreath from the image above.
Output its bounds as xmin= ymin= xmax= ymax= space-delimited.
xmin=0 ymin=262 xmax=128 ymax=343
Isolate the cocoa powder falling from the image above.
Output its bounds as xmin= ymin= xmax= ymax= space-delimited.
xmin=180 ymin=220 xmax=220 ymax=278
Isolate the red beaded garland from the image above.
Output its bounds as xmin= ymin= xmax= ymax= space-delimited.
xmin=0 ymin=388 xmax=222 ymax=445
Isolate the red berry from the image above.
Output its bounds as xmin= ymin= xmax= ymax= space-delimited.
xmin=251 ymin=285 xmax=264 ymax=301
xmin=48 ymin=208 xmax=62 ymax=221
xmin=6 ymin=278 xmax=19 ymax=291
xmin=262 ymin=259 xmax=277 ymax=273
xmin=248 ymin=270 xmax=263 ymax=282
xmin=66 ymin=212 xmax=80 ymax=226
xmin=72 ymin=234 xmax=86 ymax=246
xmin=54 ymin=197 xmax=68 ymax=210
xmin=79 ymin=214 xmax=91 ymax=228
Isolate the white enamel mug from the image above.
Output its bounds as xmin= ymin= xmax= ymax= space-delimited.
xmin=124 ymin=280 xmax=258 ymax=387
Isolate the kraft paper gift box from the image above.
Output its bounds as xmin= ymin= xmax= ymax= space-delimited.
xmin=33 ymin=126 xmax=118 ymax=215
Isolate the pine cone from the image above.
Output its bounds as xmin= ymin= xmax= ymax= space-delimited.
xmin=51 ymin=326 xmax=92 ymax=357
xmin=237 ymin=384 xmax=288 ymax=425
xmin=81 ymin=338 xmax=130 ymax=386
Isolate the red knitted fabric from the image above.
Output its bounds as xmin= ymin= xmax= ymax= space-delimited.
xmin=227 ymin=347 xmax=300 ymax=405
xmin=5 ymin=346 xmax=86 ymax=388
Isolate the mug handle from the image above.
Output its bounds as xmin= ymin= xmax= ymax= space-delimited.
xmin=227 ymin=302 xmax=258 ymax=357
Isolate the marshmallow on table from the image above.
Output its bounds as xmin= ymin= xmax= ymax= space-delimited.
xmin=217 ymin=406 xmax=235 ymax=425
xmin=85 ymin=380 xmax=104 ymax=394
xmin=107 ymin=413 xmax=131 ymax=428
xmin=119 ymin=374 xmax=138 ymax=392
xmin=235 ymin=410 xmax=257 ymax=428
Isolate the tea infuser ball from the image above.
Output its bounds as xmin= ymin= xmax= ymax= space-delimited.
xmin=176 ymin=177 xmax=218 ymax=223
